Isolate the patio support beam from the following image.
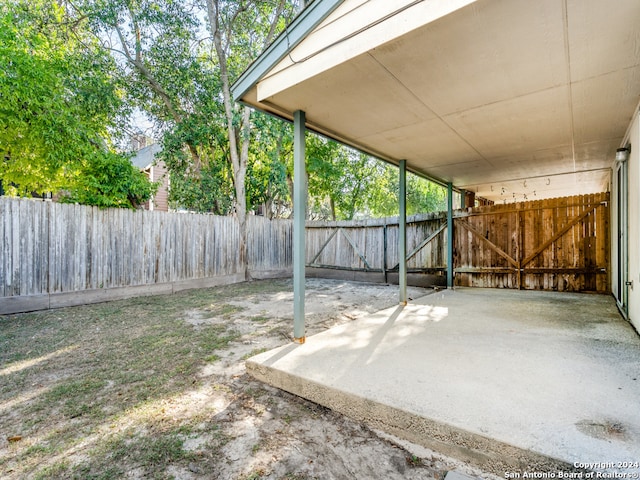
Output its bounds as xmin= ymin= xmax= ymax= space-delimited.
xmin=399 ymin=160 xmax=407 ymax=305
xmin=447 ymin=182 xmax=454 ymax=288
xmin=293 ymin=110 xmax=306 ymax=343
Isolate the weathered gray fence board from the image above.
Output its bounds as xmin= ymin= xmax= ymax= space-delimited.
xmin=11 ymin=200 xmax=20 ymax=296
xmin=0 ymin=198 xmax=291 ymax=309
xmin=247 ymin=216 xmax=292 ymax=274
xmin=1 ymin=193 xmax=609 ymax=314
xmin=305 ymin=213 xmax=448 ymax=274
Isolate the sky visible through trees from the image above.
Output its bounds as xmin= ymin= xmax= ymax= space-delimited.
xmin=0 ymin=0 xmax=446 ymax=218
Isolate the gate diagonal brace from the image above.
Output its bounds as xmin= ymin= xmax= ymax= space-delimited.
xmin=391 ymin=222 xmax=446 ymax=271
xmin=307 ymin=227 xmax=372 ymax=271
xmin=457 ymin=219 xmax=518 ymax=268
xmin=340 ymin=228 xmax=372 ymax=270
xmin=308 ymin=228 xmax=340 ymax=265
xmin=520 ymin=205 xmax=598 ymax=267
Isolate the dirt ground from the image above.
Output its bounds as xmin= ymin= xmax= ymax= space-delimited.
xmin=0 ymin=278 xmax=495 ymax=479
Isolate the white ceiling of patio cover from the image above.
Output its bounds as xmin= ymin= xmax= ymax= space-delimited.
xmin=247 ymin=0 xmax=640 ymax=202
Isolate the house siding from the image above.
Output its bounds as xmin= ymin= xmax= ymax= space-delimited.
xmin=627 ymin=110 xmax=640 ymax=333
xmin=150 ymin=163 xmax=169 ymax=212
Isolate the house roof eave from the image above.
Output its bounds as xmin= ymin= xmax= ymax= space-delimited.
xmin=231 ymin=0 xmax=343 ymax=102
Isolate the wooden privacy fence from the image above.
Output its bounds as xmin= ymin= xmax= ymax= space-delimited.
xmin=306 ymin=193 xmax=610 ymax=292
xmin=306 ymin=212 xmax=446 ymax=280
xmin=454 ymin=192 xmax=609 ymax=291
xmin=0 ymin=197 xmax=292 ymax=314
xmin=1 ymin=193 xmax=609 ymax=314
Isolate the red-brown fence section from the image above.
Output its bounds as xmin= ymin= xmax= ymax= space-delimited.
xmin=306 ymin=193 xmax=610 ymax=293
xmin=454 ymin=193 xmax=609 ymax=292
xmin=1 ymin=193 xmax=610 ymax=314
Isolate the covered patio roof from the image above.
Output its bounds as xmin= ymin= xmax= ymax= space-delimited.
xmin=233 ymin=0 xmax=640 ymax=202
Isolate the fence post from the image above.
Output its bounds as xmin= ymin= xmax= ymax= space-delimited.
xmin=383 ymin=223 xmax=388 ymax=284
xmin=517 ymin=208 xmax=523 ymax=290
xmin=447 ymin=182 xmax=454 ymax=288
xmin=399 ymin=160 xmax=407 ymax=305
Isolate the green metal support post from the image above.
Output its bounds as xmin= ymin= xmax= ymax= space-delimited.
xmin=399 ymin=160 xmax=407 ymax=305
xmin=293 ymin=110 xmax=306 ymax=343
xmin=447 ymin=182 xmax=454 ymax=288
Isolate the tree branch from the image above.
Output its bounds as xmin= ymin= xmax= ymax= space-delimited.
xmin=265 ymin=0 xmax=287 ymax=48
xmin=114 ymin=23 xmax=134 ymax=64
xmin=126 ymin=5 xmax=143 ymax=64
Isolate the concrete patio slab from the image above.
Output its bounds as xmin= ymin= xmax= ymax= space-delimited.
xmin=247 ymin=287 xmax=640 ymax=476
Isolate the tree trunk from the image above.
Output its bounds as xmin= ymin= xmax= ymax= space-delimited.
xmin=207 ymin=0 xmax=250 ymax=279
xmin=286 ymin=175 xmax=294 ymax=219
xmin=235 ymin=107 xmax=251 ymax=279
xmin=205 ymin=0 xmax=289 ymax=279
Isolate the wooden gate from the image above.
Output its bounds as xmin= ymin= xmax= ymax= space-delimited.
xmin=305 ymin=213 xmax=447 ymax=282
xmin=454 ymin=193 xmax=609 ymax=292
xmin=304 ymin=193 xmax=610 ymax=293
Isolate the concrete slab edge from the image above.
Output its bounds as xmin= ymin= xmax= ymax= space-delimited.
xmin=374 ymin=429 xmax=500 ymax=480
xmin=246 ymin=359 xmax=578 ymax=477
xmin=445 ymin=471 xmax=482 ymax=480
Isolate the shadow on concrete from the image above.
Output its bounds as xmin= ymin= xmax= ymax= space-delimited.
xmin=247 ymin=287 xmax=640 ymax=476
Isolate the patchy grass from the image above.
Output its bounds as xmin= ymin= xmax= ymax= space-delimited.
xmin=0 ymin=281 xmax=277 ymax=479
xmin=242 ymin=347 xmax=269 ymax=360
xmin=249 ymin=314 xmax=270 ymax=324
xmin=0 ymin=278 xmax=465 ymax=480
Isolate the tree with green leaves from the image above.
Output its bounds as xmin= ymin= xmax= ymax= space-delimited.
xmin=304 ymin=134 xmax=447 ymax=220
xmin=366 ymin=166 xmax=448 ymax=217
xmin=247 ymin=112 xmax=292 ymax=218
xmin=205 ymin=0 xmax=297 ymax=271
xmin=77 ymin=0 xmax=300 ymax=272
xmin=74 ymin=0 xmax=224 ymax=205
xmin=306 ymin=137 xmax=375 ymax=220
xmin=63 ymin=151 xmax=158 ymax=208
xmin=0 ymin=0 xmax=155 ymax=208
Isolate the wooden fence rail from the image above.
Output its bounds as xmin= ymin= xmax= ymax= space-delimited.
xmin=1 ymin=193 xmax=609 ymax=314
xmin=305 ymin=212 xmax=447 ymax=278
xmin=305 ymin=193 xmax=610 ymax=292
xmin=0 ymin=198 xmax=292 ymax=314
xmin=454 ymin=193 xmax=609 ymax=291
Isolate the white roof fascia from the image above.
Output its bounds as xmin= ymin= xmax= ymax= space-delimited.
xmin=231 ymin=0 xmax=344 ymax=102
xmin=257 ymin=0 xmax=478 ymax=102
